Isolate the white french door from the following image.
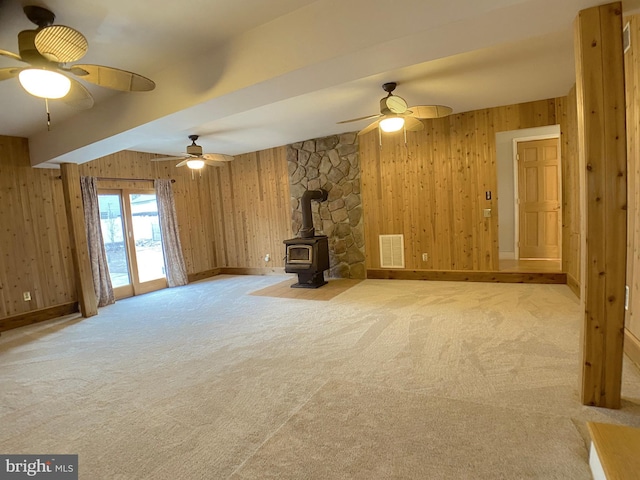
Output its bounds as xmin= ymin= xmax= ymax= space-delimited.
xmin=98 ymin=189 xmax=167 ymax=299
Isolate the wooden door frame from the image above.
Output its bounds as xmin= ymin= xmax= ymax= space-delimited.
xmin=512 ymin=133 xmax=562 ymax=260
xmin=100 ymin=189 xmax=135 ymax=299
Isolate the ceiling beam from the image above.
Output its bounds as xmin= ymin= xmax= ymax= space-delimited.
xmin=27 ymin=0 xmax=595 ymax=167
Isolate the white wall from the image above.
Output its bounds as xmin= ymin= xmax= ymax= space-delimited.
xmin=496 ymin=125 xmax=561 ymax=258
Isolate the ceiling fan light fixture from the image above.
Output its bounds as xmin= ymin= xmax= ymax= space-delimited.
xmin=379 ymin=115 xmax=405 ymax=133
xmin=18 ymin=68 xmax=71 ymax=99
xmin=186 ymin=159 xmax=205 ymax=170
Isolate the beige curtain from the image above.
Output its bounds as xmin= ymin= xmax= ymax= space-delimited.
xmin=154 ymin=179 xmax=188 ymax=287
xmin=80 ymin=176 xmax=115 ymax=307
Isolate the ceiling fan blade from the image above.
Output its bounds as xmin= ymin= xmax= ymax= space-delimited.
xmin=357 ymin=120 xmax=380 ymax=136
xmin=69 ymin=64 xmax=155 ymax=92
xmin=202 ymin=153 xmax=234 ymax=162
xmin=0 ymin=49 xmax=24 ymax=62
xmin=150 ymin=156 xmax=187 ymax=162
xmin=337 ymin=113 xmax=381 ymax=124
xmin=203 ymin=160 xmax=226 ymax=167
xmin=404 ymin=116 xmax=424 ymax=132
xmin=407 ymin=105 xmax=453 ymax=119
xmin=175 ymin=160 xmax=189 ymax=168
xmin=61 ymin=78 xmax=94 ymax=109
xmin=35 ymin=25 xmax=88 ymax=63
xmin=0 ymin=66 xmax=22 ymax=81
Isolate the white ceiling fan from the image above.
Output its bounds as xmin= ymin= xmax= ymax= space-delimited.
xmin=151 ymin=135 xmax=234 ymax=170
xmin=337 ymin=82 xmax=453 ymax=136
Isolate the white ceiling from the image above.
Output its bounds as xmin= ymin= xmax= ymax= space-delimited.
xmin=1 ymin=0 xmax=639 ymax=168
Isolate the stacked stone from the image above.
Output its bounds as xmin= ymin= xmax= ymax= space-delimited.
xmin=287 ymin=132 xmax=365 ymax=279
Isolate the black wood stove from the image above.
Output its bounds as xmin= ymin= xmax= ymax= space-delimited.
xmin=284 ymin=189 xmax=329 ymax=288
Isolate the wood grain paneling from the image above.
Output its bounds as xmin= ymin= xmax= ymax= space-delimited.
xmin=60 ymin=163 xmax=97 ymax=317
xmin=561 ymin=88 xmax=581 ymax=296
xmin=212 ymin=147 xmax=291 ymax=268
xmin=624 ymin=13 xmax=640 ymax=363
xmin=78 ymin=150 xmax=221 ymax=276
xmin=575 ymin=2 xmax=627 ymax=408
xmin=0 ymin=136 xmax=76 ymax=319
xmin=0 ymin=141 xmax=291 ymax=327
xmin=360 ymin=98 xmax=567 ymax=272
xmin=625 ymin=328 xmax=640 ymax=369
xmin=0 ymin=94 xmax=580 ymax=328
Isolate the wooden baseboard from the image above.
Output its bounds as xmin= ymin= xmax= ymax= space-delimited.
xmin=188 ymin=267 xmax=288 ymax=282
xmin=0 ymin=302 xmax=79 ymax=333
xmin=566 ymin=273 xmax=580 ymax=298
xmin=220 ymin=267 xmax=286 ymax=276
xmin=625 ymin=328 xmax=640 ymax=370
xmin=188 ymin=268 xmax=222 ymax=283
xmin=366 ymin=269 xmax=566 ymax=284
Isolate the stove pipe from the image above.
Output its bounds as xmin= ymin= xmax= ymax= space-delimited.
xmin=299 ymin=189 xmax=328 ymax=238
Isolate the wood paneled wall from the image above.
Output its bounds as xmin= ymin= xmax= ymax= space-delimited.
xmin=360 ymin=98 xmax=569 ymax=271
xmin=79 ymin=147 xmax=290 ymax=273
xmin=624 ymin=14 xmax=640 ymax=358
xmin=562 ymin=86 xmax=581 ymax=295
xmin=212 ymin=147 xmax=291 ymax=268
xmin=77 ymin=150 xmax=221 ymax=276
xmin=0 ymin=136 xmax=76 ymax=318
xmin=0 ymin=141 xmax=291 ymax=324
xmin=0 ymin=93 xmax=590 ymax=326
xmin=80 ymin=146 xmax=291 ymax=273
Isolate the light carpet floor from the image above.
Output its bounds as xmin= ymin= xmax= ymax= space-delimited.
xmin=1 ymin=275 xmax=639 ymax=479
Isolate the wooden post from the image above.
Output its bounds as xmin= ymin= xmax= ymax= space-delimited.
xmin=574 ymin=2 xmax=627 ymax=408
xmin=60 ymin=163 xmax=98 ymax=318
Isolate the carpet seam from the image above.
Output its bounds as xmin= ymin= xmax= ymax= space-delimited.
xmin=226 ymin=378 xmax=331 ymax=479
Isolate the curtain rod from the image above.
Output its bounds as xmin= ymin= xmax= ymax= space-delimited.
xmin=57 ymin=176 xmax=175 ymax=183
xmin=95 ymin=176 xmax=175 ymax=183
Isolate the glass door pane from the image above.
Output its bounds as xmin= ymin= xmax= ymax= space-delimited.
xmin=98 ymin=194 xmax=131 ymax=288
xmin=129 ymin=193 xmax=166 ymax=282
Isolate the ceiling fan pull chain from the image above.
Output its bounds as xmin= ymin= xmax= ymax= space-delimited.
xmin=45 ymin=98 xmax=51 ymax=131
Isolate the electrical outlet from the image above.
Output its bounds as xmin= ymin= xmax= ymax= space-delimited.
xmin=23 ymin=291 xmax=31 ymax=302
xmin=422 ymin=253 xmax=428 ymax=262
xmin=264 ymin=253 xmax=271 ymax=262
xmin=483 ymin=208 xmax=492 ymax=218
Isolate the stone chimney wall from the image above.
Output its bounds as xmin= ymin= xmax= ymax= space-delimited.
xmin=287 ymin=132 xmax=365 ymax=279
